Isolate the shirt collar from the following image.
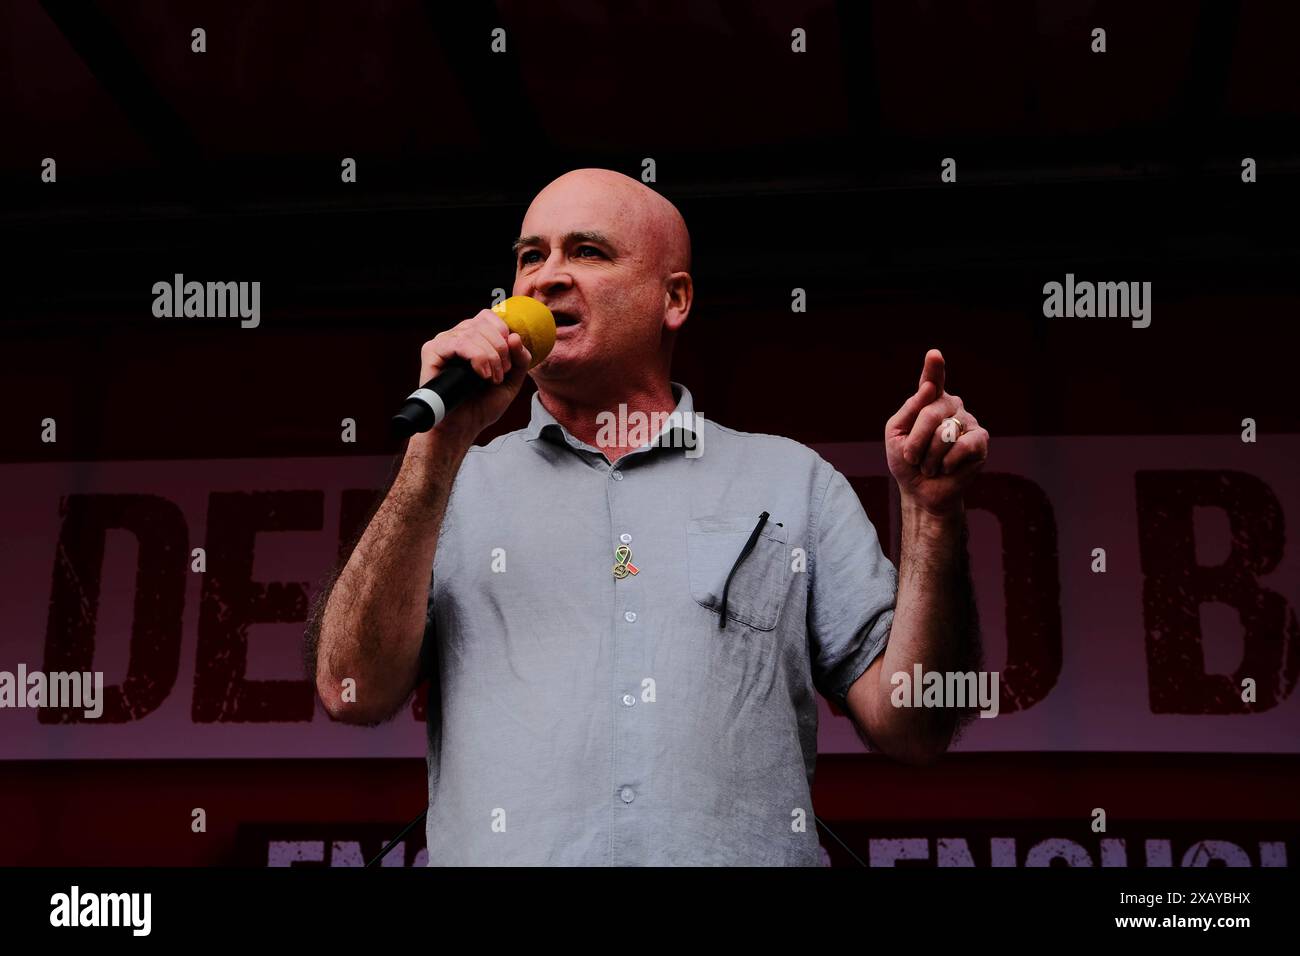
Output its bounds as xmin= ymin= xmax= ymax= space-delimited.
xmin=523 ymin=382 xmax=700 ymax=454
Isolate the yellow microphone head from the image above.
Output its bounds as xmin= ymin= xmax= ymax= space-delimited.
xmin=491 ymin=295 xmax=556 ymax=368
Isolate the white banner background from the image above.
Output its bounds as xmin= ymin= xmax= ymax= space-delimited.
xmin=0 ymin=435 xmax=1295 ymax=758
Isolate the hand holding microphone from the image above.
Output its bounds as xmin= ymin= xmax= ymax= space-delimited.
xmin=392 ymin=296 xmax=556 ymax=442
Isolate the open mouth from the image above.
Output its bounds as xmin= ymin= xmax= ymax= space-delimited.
xmin=552 ymin=311 xmax=580 ymax=327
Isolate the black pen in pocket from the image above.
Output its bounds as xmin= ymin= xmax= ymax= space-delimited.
xmin=718 ymin=511 xmax=774 ymax=629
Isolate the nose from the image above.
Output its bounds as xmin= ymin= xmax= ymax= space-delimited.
xmin=524 ymin=249 xmax=574 ymax=298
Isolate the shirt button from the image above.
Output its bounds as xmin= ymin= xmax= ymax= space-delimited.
xmin=620 ymin=787 xmax=635 ymax=803
xmin=622 ymin=693 xmax=636 ymax=707
xmin=619 ymin=533 xmax=632 ymax=544
xmin=611 ymin=470 xmax=623 ymax=481
xmin=624 ymin=610 xmax=637 ymax=623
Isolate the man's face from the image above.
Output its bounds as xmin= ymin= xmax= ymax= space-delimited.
xmin=512 ymin=176 xmax=668 ymax=385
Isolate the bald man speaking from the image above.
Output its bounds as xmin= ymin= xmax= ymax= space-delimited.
xmin=309 ymin=168 xmax=990 ymax=866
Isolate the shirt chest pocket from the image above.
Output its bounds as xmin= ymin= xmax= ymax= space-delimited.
xmin=686 ymin=514 xmax=792 ymax=631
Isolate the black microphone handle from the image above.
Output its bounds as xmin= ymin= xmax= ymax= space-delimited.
xmin=391 ymin=356 xmax=485 ymax=439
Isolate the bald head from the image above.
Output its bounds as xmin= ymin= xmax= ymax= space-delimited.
xmin=529 ymin=168 xmax=691 ymax=275
xmin=512 ymin=167 xmax=695 ymax=390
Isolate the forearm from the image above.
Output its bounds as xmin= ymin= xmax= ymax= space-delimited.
xmin=867 ymin=498 xmax=980 ymax=761
xmin=311 ymin=429 xmax=470 ymax=723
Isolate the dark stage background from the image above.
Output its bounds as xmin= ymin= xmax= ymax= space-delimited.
xmin=1 ymin=0 xmax=1297 ymax=866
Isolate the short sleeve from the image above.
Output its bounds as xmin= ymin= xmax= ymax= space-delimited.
xmin=807 ymin=463 xmax=898 ymax=709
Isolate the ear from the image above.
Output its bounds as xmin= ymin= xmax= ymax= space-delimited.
xmin=663 ymin=272 xmax=693 ymax=333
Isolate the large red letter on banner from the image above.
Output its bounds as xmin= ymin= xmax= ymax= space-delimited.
xmin=1136 ymin=470 xmax=1300 ymax=713
xmin=41 ymin=494 xmax=187 ymax=723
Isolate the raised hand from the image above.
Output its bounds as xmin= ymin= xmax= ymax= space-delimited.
xmin=884 ymin=349 xmax=989 ymax=516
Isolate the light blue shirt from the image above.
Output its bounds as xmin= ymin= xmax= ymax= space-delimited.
xmin=423 ymin=382 xmax=896 ymax=864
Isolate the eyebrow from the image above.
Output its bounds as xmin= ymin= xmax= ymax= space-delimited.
xmin=511 ymin=230 xmax=617 ymax=256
